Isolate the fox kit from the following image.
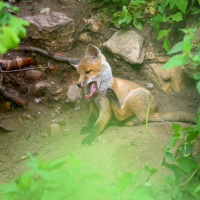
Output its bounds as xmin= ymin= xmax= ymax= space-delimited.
xmin=73 ymin=44 xmax=195 ymax=145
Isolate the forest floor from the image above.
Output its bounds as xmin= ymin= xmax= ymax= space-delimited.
xmin=0 ymin=0 xmax=199 ymax=189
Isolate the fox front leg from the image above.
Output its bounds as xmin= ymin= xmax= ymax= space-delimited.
xmin=80 ymin=102 xmax=98 ymax=134
xmin=81 ymin=98 xmax=112 ymax=145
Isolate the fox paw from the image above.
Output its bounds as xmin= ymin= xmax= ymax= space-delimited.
xmin=81 ymin=134 xmax=96 ymax=145
xmin=106 ymin=88 xmax=120 ymax=106
xmin=80 ymin=127 xmax=90 ymax=134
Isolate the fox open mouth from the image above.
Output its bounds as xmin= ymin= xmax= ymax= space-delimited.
xmin=85 ymin=82 xmax=97 ymax=98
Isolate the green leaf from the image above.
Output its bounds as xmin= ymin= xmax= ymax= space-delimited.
xmin=170 ymin=12 xmax=183 ymax=22
xmin=187 ymin=130 xmax=198 ymax=141
xmin=197 ymin=81 xmax=200 ymax=93
xmin=133 ymin=17 xmax=142 ymax=31
xmin=131 ymin=170 xmax=143 ymax=187
xmin=164 ymin=37 xmax=171 ymax=52
xmin=0 ymin=182 xmax=18 ymax=193
xmin=158 ymin=6 xmax=164 ymax=13
xmin=183 ymin=143 xmax=194 ymax=157
xmin=48 ymin=158 xmax=67 ymax=170
xmin=27 ymin=151 xmax=39 ymax=169
xmin=152 ymin=16 xmax=159 ymax=33
xmin=157 ymin=29 xmax=170 ymax=40
xmin=41 ymin=189 xmax=66 ymax=200
xmin=193 ymin=54 xmax=200 ymax=62
xmin=191 ymin=7 xmax=200 ymax=14
xmin=156 ymin=192 xmax=172 ymax=200
xmin=198 ymin=17 xmax=200 ymax=27
xmin=162 ymin=163 xmax=185 ymax=180
xmin=183 ymin=34 xmax=195 ymax=54
xmin=171 ymin=186 xmax=182 ymax=200
xmin=160 ymin=54 xmax=189 ymax=69
xmin=190 ymin=182 xmax=200 ymax=198
xmin=130 ymin=185 xmax=154 ymax=200
xmin=165 ymin=149 xmax=175 ymax=163
xmin=170 ymin=0 xmax=176 ymax=9
xmin=116 ymin=172 xmax=134 ymax=192
xmin=168 ymin=41 xmax=183 ymax=54
xmin=102 ymin=8 xmax=107 ymax=15
xmin=175 ymin=0 xmax=188 ymax=13
xmin=172 ymin=123 xmax=182 ymax=131
xmin=177 ymin=155 xmax=198 ymax=173
xmin=198 ymin=107 xmax=200 ymax=114
xmin=37 ymin=7 xmax=44 ymax=11
xmin=193 ymin=72 xmax=200 ymax=80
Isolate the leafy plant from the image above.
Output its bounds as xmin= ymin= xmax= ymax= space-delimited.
xmin=0 ymin=1 xmax=29 ymax=54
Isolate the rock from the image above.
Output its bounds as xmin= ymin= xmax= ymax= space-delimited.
xmin=103 ymin=30 xmax=145 ymax=64
xmin=78 ymin=33 xmax=91 ymax=44
xmin=33 ymin=82 xmax=50 ymax=97
xmin=66 ymin=84 xmax=83 ymax=103
xmin=49 ymin=124 xmax=63 ymax=136
xmin=146 ymin=83 xmax=153 ymax=89
xmin=40 ymin=7 xmax=50 ymax=14
xmin=24 ymin=12 xmax=75 ymax=51
xmin=21 ymin=156 xmax=27 ymax=160
xmin=26 ymin=115 xmax=32 ymax=120
xmin=148 ymin=63 xmax=186 ymax=92
xmin=25 ymin=70 xmax=42 ymax=80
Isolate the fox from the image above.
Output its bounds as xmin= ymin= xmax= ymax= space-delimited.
xmin=72 ymin=44 xmax=196 ymax=145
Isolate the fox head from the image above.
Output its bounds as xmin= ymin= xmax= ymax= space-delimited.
xmin=74 ymin=44 xmax=113 ymax=98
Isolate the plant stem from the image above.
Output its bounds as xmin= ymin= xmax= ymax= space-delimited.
xmin=179 ymin=164 xmax=200 ymax=186
xmin=146 ymin=95 xmax=165 ymax=152
xmin=184 ymin=0 xmax=196 ymax=16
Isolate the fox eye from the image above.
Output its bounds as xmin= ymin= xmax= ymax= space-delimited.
xmin=85 ymin=70 xmax=92 ymax=75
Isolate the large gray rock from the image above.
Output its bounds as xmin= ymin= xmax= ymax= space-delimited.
xmin=24 ymin=12 xmax=75 ymax=51
xmin=103 ymin=30 xmax=145 ymax=64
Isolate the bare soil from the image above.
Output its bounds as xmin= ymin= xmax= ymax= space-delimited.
xmin=0 ymin=0 xmax=199 ymax=190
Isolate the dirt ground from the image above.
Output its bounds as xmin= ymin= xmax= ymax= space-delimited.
xmin=0 ymin=0 xmax=200 ymax=190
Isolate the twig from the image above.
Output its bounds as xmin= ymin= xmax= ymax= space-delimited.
xmin=0 ymin=67 xmax=49 ymax=73
xmin=0 ymin=85 xmax=25 ymax=106
xmin=16 ymin=46 xmax=81 ymax=66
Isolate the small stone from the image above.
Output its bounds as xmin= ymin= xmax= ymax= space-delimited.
xmin=26 ymin=115 xmax=32 ymax=120
xmin=49 ymin=124 xmax=63 ymax=136
xmin=146 ymin=83 xmax=153 ymax=89
xmin=34 ymin=82 xmax=50 ymax=97
xmin=113 ymin=58 xmax=117 ymax=62
xmin=22 ymin=113 xmax=26 ymax=118
xmin=25 ymin=70 xmax=42 ymax=80
xmin=66 ymin=84 xmax=83 ymax=103
xmin=40 ymin=7 xmax=50 ymax=14
xmin=78 ymin=33 xmax=92 ymax=44
xmin=55 ymin=88 xmax=63 ymax=94
xmin=21 ymin=156 xmax=27 ymax=160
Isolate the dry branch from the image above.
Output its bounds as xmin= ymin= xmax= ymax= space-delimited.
xmin=16 ymin=46 xmax=81 ymax=66
xmin=0 ymin=57 xmax=36 ymax=71
xmin=0 ymin=85 xmax=25 ymax=106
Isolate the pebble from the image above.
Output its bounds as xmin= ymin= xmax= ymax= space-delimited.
xmin=25 ymin=70 xmax=42 ymax=81
xmin=49 ymin=124 xmax=63 ymax=136
xmin=40 ymin=7 xmax=50 ymax=14
xmin=21 ymin=156 xmax=27 ymax=160
xmin=146 ymin=83 xmax=153 ymax=89
xmin=26 ymin=115 xmax=32 ymax=120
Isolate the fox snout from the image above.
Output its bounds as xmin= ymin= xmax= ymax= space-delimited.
xmin=77 ymin=81 xmax=86 ymax=88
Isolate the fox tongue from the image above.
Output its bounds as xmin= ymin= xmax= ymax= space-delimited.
xmin=85 ymin=82 xmax=96 ymax=98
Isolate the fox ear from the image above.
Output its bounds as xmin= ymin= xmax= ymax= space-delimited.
xmin=85 ymin=44 xmax=101 ymax=62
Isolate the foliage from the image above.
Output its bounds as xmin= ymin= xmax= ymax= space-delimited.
xmin=86 ymin=0 xmax=200 ymax=52
xmin=0 ymin=1 xmax=29 ymax=54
